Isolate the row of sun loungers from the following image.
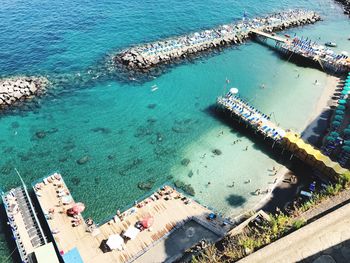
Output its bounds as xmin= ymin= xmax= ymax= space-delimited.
xmin=218 ymin=92 xmax=285 ymax=140
xmin=2 ymin=187 xmax=46 ymax=262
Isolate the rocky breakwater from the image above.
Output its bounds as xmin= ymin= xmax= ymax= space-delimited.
xmin=0 ymin=76 xmax=49 ymax=110
xmin=335 ymin=0 xmax=350 ymax=16
xmin=114 ymin=9 xmax=321 ymax=72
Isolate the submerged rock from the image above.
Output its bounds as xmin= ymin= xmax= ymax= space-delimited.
xmin=77 ymin=155 xmax=90 ymax=165
xmin=147 ymin=103 xmax=157 ymax=109
xmin=59 ymin=156 xmax=69 ymax=163
xmin=181 ymin=158 xmax=190 ymax=166
xmin=137 ymin=181 xmax=154 ymax=190
xmin=212 ymin=149 xmax=222 ymax=155
xmin=107 ymin=154 xmax=115 ymax=160
xmin=71 ymin=176 xmax=81 ymax=186
xmin=147 ymin=117 xmax=157 ymax=123
xmin=174 ymin=180 xmax=195 ymax=196
xmin=35 ymin=130 xmax=46 ymax=139
xmin=188 ymin=170 xmax=194 ymax=178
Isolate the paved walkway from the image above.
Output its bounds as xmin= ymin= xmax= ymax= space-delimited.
xmin=238 ymin=202 xmax=350 ymax=263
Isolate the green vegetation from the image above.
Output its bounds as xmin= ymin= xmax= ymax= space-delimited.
xmin=192 ymin=173 xmax=350 ymax=262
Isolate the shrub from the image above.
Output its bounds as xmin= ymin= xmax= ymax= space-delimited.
xmin=292 ymin=219 xmax=305 ymax=229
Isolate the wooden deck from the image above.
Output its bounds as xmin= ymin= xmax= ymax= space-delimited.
xmin=33 ymin=175 xmax=230 ymax=263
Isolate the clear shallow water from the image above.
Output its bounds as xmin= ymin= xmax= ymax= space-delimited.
xmin=0 ymin=0 xmax=349 ymax=260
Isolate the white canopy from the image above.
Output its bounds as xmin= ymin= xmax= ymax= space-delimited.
xmin=230 ymin=87 xmax=239 ymax=94
xmin=124 ymin=226 xmax=140 ymax=240
xmin=106 ymin=234 xmax=124 ymax=250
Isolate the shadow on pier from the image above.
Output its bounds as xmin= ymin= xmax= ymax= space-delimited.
xmin=204 ymin=105 xmax=292 ymax=167
xmin=251 ymin=36 xmax=325 ymax=73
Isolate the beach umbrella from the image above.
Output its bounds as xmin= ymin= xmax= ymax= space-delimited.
xmin=344 ymin=129 xmax=350 ymax=135
xmin=70 ymin=202 xmax=85 ymax=214
xmin=338 ymin=99 xmax=347 ymax=105
xmin=326 ymin=136 xmax=336 ymax=142
xmin=62 ymin=195 xmax=73 ymax=205
xmin=230 ymin=87 xmax=239 ymax=94
xmin=332 ymin=120 xmax=341 ymax=127
xmin=330 ymin=131 xmax=340 ymax=138
xmin=338 ymin=105 xmax=346 ymax=110
xmin=343 ymin=146 xmax=350 ymax=153
xmin=344 ymin=140 xmax=350 ymax=146
xmin=341 ymin=90 xmax=350 ymax=95
xmin=335 ymin=110 xmax=345 ymax=115
xmin=141 ymin=216 xmax=154 ymax=228
xmin=106 ymin=234 xmax=124 ymax=250
xmin=334 ymin=115 xmax=343 ymax=121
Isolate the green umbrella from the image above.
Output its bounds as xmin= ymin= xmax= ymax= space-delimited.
xmin=326 ymin=136 xmax=336 ymax=142
xmin=341 ymin=90 xmax=350 ymax=95
xmin=335 ymin=109 xmax=345 ymax=115
xmin=334 ymin=115 xmax=343 ymax=121
xmin=344 ymin=140 xmax=350 ymax=146
xmin=343 ymin=146 xmax=350 ymax=152
xmin=332 ymin=120 xmax=341 ymax=127
xmin=344 ymin=128 xmax=350 ymax=135
xmin=330 ymin=131 xmax=340 ymax=137
xmin=338 ymin=99 xmax=347 ymax=104
xmin=338 ymin=105 xmax=346 ymax=110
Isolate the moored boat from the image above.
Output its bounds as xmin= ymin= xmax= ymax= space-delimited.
xmin=325 ymin=42 xmax=337 ymax=47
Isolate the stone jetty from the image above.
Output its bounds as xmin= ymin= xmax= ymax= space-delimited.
xmin=0 ymin=76 xmax=49 ymax=109
xmin=335 ymin=0 xmax=350 ymax=16
xmin=114 ymin=9 xmax=321 ymax=71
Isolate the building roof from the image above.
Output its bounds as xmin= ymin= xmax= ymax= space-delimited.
xmin=33 ymin=242 xmax=60 ymax=263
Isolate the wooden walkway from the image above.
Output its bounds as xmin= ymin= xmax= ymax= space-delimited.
xmin=250 ymin=29 xmax=287 ymax=43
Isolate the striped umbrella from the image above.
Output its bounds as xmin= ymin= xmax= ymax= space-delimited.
xmin=326 ymin=136 xmax=336 ymax=142
xmin=332 ymin=120 xmax=341 ymax=127
xmin=335 ymin=109 xmax=345 ymax=115
xmin=330 ymin=131 xmax=340 ymax=137
xmin=342 ymin=146 xmax=350 ymax=153
xmin=334 ymin=115 xmax=343 ymax=121
xmin=344 ymin=128 xmax=350 ymax=135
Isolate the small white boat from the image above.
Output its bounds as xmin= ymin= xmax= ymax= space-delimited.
xmin=325 ymin=42 xmax=337 ymax=47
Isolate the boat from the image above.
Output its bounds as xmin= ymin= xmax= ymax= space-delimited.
xmin=151 ymin=85 xmax=158 ymax=92
xmin=325 ymin=42 xmax=337 ymax=47
xmin=284 ymin=34 xmax=290 ymax=38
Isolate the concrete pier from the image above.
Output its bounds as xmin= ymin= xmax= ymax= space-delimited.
xmin=114 ymin=9 xmax=321 ymax=71
xmin=251 ymin=30 xmax=350 ymax=74
xmin=216 ymin=90 xmax=350 ymax=179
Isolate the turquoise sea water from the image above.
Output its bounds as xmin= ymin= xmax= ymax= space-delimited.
xmin=0 ymin=0 xmax=349 ymax=260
